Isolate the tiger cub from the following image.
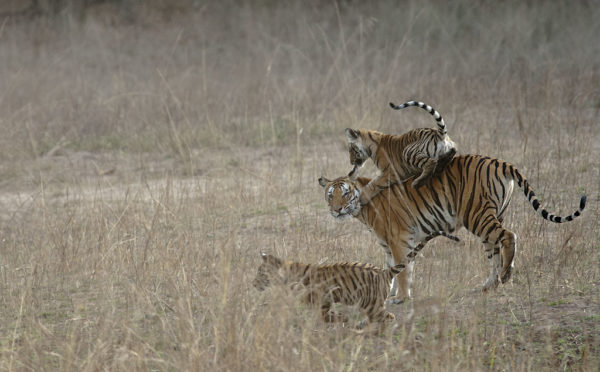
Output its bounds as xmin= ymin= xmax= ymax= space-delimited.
xmin=253 ymin=253 xmax=404 ymax=329
xmin=346 ymin=100 xmax=457 ymax=205
xmin=253 ymin=234 xmax=456 ymax=329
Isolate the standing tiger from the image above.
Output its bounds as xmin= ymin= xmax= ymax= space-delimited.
xmin=252 ymin=235 xmax=453 ymax=329
xmin=318 ymin=155 xmax=586 ymax=303
xmin=346 ymin=101 xmax=457 ymax=205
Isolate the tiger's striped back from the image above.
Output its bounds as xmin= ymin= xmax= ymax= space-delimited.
xmin=253 ymin=253 xmax=405 ymax=328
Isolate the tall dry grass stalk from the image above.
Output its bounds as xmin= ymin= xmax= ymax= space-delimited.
xmin=0 ymin=0 xmax=598 ymax=370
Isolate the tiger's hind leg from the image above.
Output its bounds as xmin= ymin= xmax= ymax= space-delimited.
xmin=482 ymin=242 xmax=500 ymax=291
xmin=411 ymin=157 xmax=437 ymax=189
xmin=433 ymin=147 xmax=456 ymax=176
xmin=500 ymin=233 xmax=516 ymax=283
xmin=414 ymin=146 xmax=457 ymax=187
xmin=357 ymin=302 xmax=395 ymax=332
xmin=476 ymin=215 xmax=517 ymax=291
xmin=320 ymin=302 xmax=348 ymax=323
xmin=495 ymin=208 xmax=515 ymax=283
xmin=483 ymin=228 xmax=517 ymax=291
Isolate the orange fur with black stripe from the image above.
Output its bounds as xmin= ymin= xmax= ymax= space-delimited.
xmin=252 ymin=253 xmax=405 ymax=329
xmin=319 ymin=155 xmax=586 ymax=303
xmin=346 ymin=101 xmax=456 ymax=205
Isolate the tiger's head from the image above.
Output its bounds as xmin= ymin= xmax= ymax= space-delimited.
xmin=345 ymin=128 xmax=378 ymax=167
xmin=318 ymin=166 xmax=362 ymax=219
xmin=253 ymin=253 xmax=286 ymax=291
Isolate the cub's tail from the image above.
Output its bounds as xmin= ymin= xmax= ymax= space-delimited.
xmin=387 ymin=263 xmax=407 ymax=280
xmin=389 ymin=100 xmax=446 ymax=134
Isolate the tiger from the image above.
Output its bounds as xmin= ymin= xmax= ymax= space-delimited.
xmin=346 ymin=100 xmax=457 ymax=205
xmin=252 ymin=236 xmax=451 ymax=330
xmin=318 ymin=155 xmax=586 ymax=304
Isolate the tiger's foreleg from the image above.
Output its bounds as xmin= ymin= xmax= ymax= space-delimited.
xmin=385 ymin=253 xmax=399 ymax=298
xmin=387 ymin=243 xmax=412 ymax=304
xmin=359 ymin=172 xmax=396 ymax=205
xmin=378 ymin=242 xmax=399 ymax=298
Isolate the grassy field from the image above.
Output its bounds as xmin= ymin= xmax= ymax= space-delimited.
xmin=0 ymin=1 xmax=599 ymax=370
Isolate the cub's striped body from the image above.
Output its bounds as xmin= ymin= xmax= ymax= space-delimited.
xmin=319 ymin=155 xmax=586 ymax=303
xmin=252 ymin=253 xmax=406 ymax=329
xmin=346 ymin=101 xmax=457 ymax=205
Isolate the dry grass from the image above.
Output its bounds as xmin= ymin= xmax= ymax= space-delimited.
xmin=0 ymin=1 xmax=599 ymax=370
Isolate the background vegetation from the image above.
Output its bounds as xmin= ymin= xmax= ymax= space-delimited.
xmin=0 ymin=0 xmax=598 ymax=370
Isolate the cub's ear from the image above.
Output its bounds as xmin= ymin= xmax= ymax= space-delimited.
xmin=348 ymin=165 xmax=359 ymax=181
xmin=262 ymin=254 xmax=282 ymax=266
xmin=345 ymin=128 xmax=360 ymax=143
xmin=318 ymin=176 xmax=330 ymax=187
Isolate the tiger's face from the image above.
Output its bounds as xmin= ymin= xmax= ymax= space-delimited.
xmin=318 ymin=170 xmax=362 ymax=219
xmin=345 ymin=128 xmax=372 ymax=167
xmin=253 ymin=253 xmax=286 ymax=291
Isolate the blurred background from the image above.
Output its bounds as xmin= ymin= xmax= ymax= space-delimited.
xmin=1 ymin=0 xmax=598 ymax=162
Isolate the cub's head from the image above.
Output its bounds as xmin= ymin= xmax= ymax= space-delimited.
xmin=318 ymin=166 xmax=361 ymax=219
xmin=345 ymin=128 xmax=379 ymax=167
xmin=253 ymin=253 xmax=286 ymax=291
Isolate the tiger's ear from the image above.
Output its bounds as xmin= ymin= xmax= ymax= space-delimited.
xmin=345 ymin=128 xmax=360 ymax=143
xmin=348 ymin=165 xmax=359 ymax=181
xmin=318 ymin=176 xmax=330 ymax=187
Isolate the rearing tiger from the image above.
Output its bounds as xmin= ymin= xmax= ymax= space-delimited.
xmin=346 ymin=101 xmax=457 ymax=205
xmin=318 ymin=155 xmax=586 ymax=303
